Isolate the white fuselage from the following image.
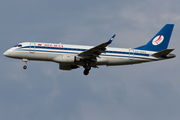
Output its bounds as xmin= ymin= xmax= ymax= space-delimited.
xmin=4 ymin=42 xmax=160 ymax=66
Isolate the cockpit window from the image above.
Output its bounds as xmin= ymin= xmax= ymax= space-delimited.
xmin=13 ymin=44 xmax=22 ymax=47
xmin=13 ymin=44 xmax=18 ymax=47
xmin=18 ymin=44 xmax=22 ymax=47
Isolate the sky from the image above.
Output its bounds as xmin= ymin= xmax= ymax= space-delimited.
xmin=0 ymin=0 xmax=180 ymax=120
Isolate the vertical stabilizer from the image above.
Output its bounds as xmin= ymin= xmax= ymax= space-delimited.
xmin=135 ymin=24 xmax=174 ymax=51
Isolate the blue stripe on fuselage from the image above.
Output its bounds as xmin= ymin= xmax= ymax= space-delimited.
xmin=15 ymin=46 xmax=155 ymax=60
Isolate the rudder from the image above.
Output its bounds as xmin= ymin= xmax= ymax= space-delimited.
xmin=135 ymin=24 xmax=174 ymax=51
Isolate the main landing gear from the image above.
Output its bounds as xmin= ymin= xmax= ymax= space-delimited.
xmin=83 ymin=63 xmax=91 ymax=75
xmin=22 ymin=59 xmax=28 ymax=69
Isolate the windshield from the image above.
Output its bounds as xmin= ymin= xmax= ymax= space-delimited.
xmin=18 ymin=44 xmax=22 ymax=47
xmin=13 ymin=44 xmax=18 ymax=47
xmin=13 ymin=44 xmax=22 ymax=47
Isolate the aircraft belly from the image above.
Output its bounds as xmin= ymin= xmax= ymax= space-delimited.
xmin=106 ymin=57 xmax=150 ymax=65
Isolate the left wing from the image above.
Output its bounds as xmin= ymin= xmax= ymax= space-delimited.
xmin=78 ymin=34 xmax=116 ymax=61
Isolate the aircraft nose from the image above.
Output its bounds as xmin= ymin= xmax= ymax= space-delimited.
xmin=3 ymin=50 xmax=10 ymax=57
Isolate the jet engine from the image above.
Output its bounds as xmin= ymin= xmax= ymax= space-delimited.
xmin=59 ymin=64 xmax=79 ymax=70
xmin=53 ymin=54 xmax=81 ymax=63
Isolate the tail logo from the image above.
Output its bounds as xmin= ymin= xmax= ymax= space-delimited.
xmin=152 ymin=35 xmax=164 ymax=45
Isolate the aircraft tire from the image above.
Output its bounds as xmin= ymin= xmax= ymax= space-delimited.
xmin=83 ymin=70 xmax=89 ymax=75
xmin=23 ymin=65 xmax=27 ymax=69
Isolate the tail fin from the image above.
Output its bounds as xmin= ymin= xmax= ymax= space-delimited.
xmin=135 ymin=24 xmax=174 ymax=51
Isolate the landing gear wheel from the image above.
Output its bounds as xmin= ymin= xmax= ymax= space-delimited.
xmin=22 ymin=59 xmax=28 ymax=70
xmin=83 ymin=62 xmax=91 ymax=75
xmin=83 ymin=70 xmax=89 ymax=75
xmin=23 ymin=65 xmax=27 ymax=69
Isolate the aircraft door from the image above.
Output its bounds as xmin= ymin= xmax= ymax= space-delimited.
xmin=129 ymin=48 xmax=134 ymax=60
xmin=29 ymin=42 xmax=35 ymax=53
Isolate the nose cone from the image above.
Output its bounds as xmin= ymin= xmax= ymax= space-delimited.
xmin=3 ymin=50 xmax=10 ymax=57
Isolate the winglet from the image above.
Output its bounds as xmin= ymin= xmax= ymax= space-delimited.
xmin=107 ymin=34 xmax=116 ymax=43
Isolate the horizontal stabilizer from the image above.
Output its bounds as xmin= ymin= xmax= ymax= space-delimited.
xmin=151 ymin=49 xmax=174 ymax=57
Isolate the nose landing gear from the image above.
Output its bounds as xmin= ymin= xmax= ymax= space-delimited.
xmin=23 ymin=65 xmax=27 ymax=69
xmin=22 ymin=59 xmax=28 ymax=69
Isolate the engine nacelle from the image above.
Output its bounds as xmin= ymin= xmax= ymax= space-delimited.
xmin=59 ymin=64 xmax=79 ymax=70
xmin=96 ymin=57 xmax=108 ymax=65
xmin=53 ymin=54 xmax=81 ymax=63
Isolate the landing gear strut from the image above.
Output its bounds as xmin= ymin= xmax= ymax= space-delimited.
xmin=83 ymin=62 xmax=91 ymax=75
xmin=22 ymin=59 xmax=28 ymax=69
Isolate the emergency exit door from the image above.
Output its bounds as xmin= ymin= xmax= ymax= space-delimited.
xmin=29 ymin=42 xmax=35 ymax=53
xmin=129 ymin=48 xmax=134 ymax=60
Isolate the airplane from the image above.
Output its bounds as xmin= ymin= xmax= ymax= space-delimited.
xmin=3 ymin=24 xmax=175 ymax=75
